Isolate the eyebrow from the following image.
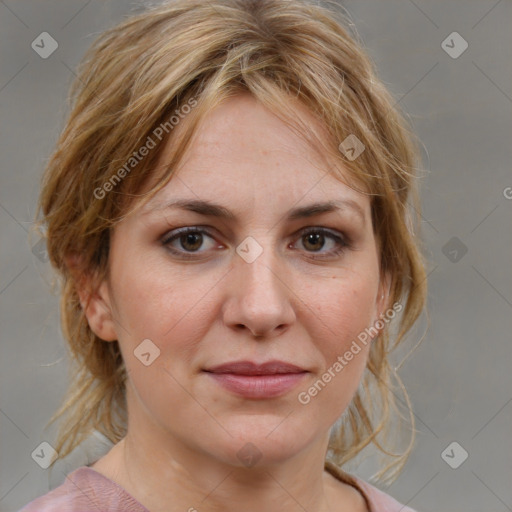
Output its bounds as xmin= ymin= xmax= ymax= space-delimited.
xmin=143 ymin=198 xmax=366 ymax=223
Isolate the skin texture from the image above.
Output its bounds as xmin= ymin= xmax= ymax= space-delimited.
xmin=79 ymin=93 xmax=389 ymax=512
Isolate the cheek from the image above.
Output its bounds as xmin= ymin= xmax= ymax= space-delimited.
xmin=111 ymin=257 xmax=222 ymax=368
xmin=111 ymin=261 xmax=223 ymax=432
xmin=307 ymin=273 xmax=378 ymax=356
xmin=295 ymin=273 xmax=377 ymax=415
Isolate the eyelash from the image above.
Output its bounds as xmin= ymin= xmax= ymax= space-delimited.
xmin=161 ymin=226 xmax=351 ymax=260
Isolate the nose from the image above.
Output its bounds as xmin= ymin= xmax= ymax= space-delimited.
xmin=222 ymin=246 xmax=296 ymax=339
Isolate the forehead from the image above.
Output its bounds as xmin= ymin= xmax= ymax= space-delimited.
xmin=142 ymin=94 xmax=370 ymax=220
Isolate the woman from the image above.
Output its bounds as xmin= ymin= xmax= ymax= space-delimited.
xmin=21 ymin=0 xmax=427 ymax=510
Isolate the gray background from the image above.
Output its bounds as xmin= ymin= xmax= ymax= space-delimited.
xmin=1 ymin=1 xmax=511 ymax=511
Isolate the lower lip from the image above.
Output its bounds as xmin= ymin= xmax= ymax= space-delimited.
xmin=205 ymin=372 xmax=308 ymax=399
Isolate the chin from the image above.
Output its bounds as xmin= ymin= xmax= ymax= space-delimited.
xmin=206 ymin=414 xmax=319 ymax=469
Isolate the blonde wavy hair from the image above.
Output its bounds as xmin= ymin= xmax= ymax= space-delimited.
xmin=33 ymin=0 xmax=427 ymax=484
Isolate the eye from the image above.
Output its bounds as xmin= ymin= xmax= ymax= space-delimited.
xmin=161 ymin=226 xmax=351 ymax=260
xmin=292 ymin=227 xmax=350 ymax=259
xmin=161 ymin=227 xmax=220 ymax=258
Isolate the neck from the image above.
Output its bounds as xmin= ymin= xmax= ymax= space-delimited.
xmin=118 ymin=428 xmax=337 ymax=512
xmin=91 ymin=385 xmax=367 ymax=512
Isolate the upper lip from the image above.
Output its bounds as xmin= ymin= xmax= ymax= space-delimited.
xmin=204 ymin=360 xmax=307 ymax=375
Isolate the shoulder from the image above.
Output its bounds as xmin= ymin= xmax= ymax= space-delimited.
xmin=17 ymin=466 xmax=148 ymax=512
xmin=324 ymin=461 xmax=418 ymax=512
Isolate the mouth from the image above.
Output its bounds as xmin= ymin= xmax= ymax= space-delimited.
xmin=203 ymin=360 xmax=309 ymax=399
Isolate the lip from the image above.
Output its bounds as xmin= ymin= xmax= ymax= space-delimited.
xmin=203 ymin=360 xmax=308 ymax=399
xmin=205 ymin=360 xmax=307 ymax=375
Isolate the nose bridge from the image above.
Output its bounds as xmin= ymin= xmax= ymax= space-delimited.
xmin=238 ymin=238 xmax=284 ymax=305
xmin=224 ymin=234 xmax=295 ymax=337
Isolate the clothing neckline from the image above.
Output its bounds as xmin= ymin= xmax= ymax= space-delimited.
xmin=79 ymin=461 xmax=372 ymax=512
xmin=323 ymin=460 xmax=373 ymax=512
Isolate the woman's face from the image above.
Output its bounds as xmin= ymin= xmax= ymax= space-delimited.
xmin=89 ymin=93 xmax=387 ymax=467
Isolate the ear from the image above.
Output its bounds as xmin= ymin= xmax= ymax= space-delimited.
xmin=65 ymin=254 xmax=117 ymax=342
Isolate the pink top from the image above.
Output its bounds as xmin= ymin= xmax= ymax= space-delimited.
xmin=19 ymin=462 xmax=417 ymax=512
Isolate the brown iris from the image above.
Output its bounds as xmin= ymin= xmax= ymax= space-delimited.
xmin=180 ymin=232 xmax=203 ymax=251
xmin=302 ymin=232 xmax=324 ymax=252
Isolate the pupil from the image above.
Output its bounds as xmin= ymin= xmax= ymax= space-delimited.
xmin=182 ymin=233 xmax=202 ymax=251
